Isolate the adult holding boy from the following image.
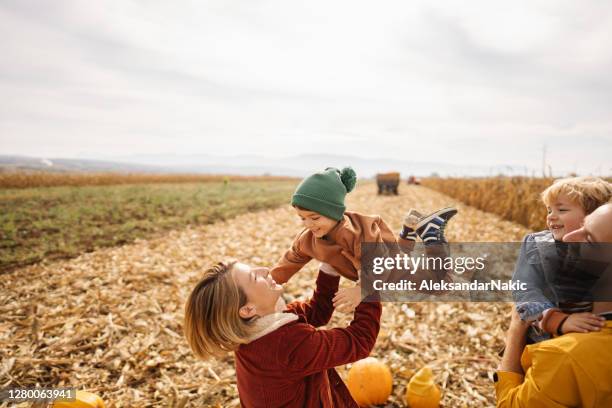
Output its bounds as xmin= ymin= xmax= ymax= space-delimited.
xmin=184 ymin=261 xmax=381 ymax=407
xmin=496 ymin=203 xmax=612 ymax=408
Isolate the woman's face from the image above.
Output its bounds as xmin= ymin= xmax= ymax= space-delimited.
xmin=232 ymin=262 xmax=283 ymax=319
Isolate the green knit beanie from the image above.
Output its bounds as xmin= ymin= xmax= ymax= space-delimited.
xmin=291 ymin=167 xmax=357 ymax=221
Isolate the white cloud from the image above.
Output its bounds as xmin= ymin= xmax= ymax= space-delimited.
xmin=0 ymin=0 xmax=611 ymax=175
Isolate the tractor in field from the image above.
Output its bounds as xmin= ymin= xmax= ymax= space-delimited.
xmin=407 ymin=175 xmax=421 ymax=185
xmin=376 ymin=172 xmax=400 ymax=195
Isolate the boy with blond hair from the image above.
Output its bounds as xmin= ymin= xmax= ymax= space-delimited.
xmin=513 ymin=176 xmax=612 ymax=342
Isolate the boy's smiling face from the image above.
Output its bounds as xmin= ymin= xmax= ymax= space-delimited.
xmin=294 ymin=207 xmax=339 ymax=238
xmin=546 ymin=193 xmax=586 ymax=241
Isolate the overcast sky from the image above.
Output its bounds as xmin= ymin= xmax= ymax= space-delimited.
xmin=1 ymin=0 xmax=611 ymax=175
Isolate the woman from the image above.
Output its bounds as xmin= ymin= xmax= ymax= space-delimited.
xmin=184 ymin=260 xmax=381 ymax=407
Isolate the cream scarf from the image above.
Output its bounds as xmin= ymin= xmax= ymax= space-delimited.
xmin=246 ymin=297 xmax=299 ymax=342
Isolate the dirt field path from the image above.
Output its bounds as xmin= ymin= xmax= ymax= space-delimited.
xmin=0 ymin=184 xmax=530 ymax=407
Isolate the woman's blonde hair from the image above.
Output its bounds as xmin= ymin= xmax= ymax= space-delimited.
xmin=184 ymin=261 xmax=253 ymax=359
xmin=541 ymin=176 xmax=612 ymax=214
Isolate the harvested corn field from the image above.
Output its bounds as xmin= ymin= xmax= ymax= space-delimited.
xmin=421 ymin=177 xmax=554 ymax=231
xmin=0 ymin=184 xmax=530 ymax=407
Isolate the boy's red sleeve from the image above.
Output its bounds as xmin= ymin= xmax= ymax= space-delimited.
xmin=270 ymin=232 xmax=312 ymax=284
xmin=284 ymin=268 xmax=340 ymax=327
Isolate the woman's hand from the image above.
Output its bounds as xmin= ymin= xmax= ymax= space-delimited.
xmin=499 ymin=306 xmax=529 ymax=374
xmin=333 ymin=285 xmax=362 ymax=313
xmin=560 ymin=312 xmax=605 ymax=334
xmin=508 ymin=307 xmax=530 ymax=338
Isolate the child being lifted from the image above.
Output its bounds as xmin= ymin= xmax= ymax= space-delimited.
xmin=270 ymin=167 xmax=457 ymax=311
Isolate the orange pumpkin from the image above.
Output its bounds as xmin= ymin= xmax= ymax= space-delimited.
xmin=346 ymin=357 xmax=393 ymax=406
xmin=404 ymin=366 xmax=441 ymax=408
xmin=52 ymin=390 xmax=105 ymax=408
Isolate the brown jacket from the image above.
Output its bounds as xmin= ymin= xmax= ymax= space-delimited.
xmin=270 ymin=211 xmax=400 ymax=283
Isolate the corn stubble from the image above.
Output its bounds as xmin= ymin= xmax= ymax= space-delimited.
xmin=1 ymin=183 xmax=531 ymax=407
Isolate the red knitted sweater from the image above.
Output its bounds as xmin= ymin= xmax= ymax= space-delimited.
xmin=235 ymin=270 xmax=382 ymax=407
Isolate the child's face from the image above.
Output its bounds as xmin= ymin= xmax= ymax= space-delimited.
xmin=294 ymin=207 xmax=339 ymax=238
xmin=546 ymin=193 xmax=586 ymax=241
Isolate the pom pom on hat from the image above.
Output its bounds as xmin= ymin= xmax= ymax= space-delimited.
xmin=340 ymin=167 xmax=357 ymax=193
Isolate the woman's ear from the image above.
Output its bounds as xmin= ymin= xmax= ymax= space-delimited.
xmin=239 ymin=303 xmax=257 ymax=319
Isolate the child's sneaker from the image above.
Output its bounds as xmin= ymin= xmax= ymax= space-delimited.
xmin=416 ymin=207 xmax=458 ymax=244
xmin=400 ymin=208 xmax=423 ymax=241
xmin=404 ymin=208 xmax=423 ymax=229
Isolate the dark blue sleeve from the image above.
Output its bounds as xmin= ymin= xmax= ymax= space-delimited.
xmin=512 ymin=234 xmax=555 ymax=321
